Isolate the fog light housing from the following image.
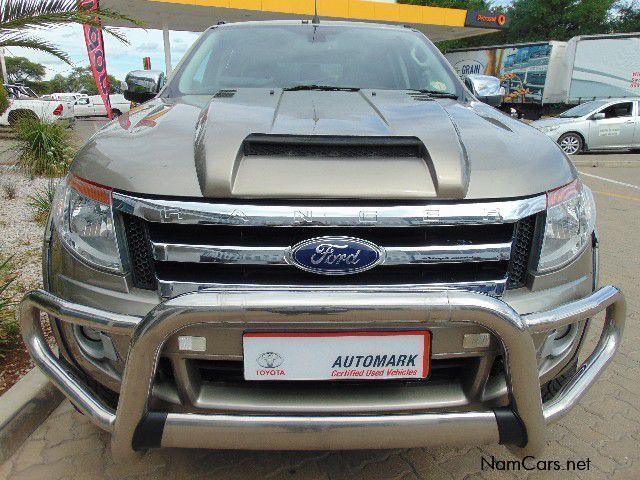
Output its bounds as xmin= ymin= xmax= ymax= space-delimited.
xmin=538 ymin=323 xmax=579 ymax=360
xmin=73 ymin=325 xmax=118 ymax=361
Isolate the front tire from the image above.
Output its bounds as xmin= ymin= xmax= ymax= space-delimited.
xmin=558 ymin=132 xmax=583 ymax=155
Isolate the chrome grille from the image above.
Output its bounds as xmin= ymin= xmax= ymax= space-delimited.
xmin=115 ymin=194 xmax=545 ymax=297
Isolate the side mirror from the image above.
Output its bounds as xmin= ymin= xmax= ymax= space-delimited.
xmin=591 ymin=112 xmax=605 ymax=120
xmin=465 ymin=74 xmax=503 ymax=107
xmin=123 ymin=70 xmax=166 ymax=104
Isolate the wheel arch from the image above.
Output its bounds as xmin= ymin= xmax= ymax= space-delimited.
xmin=7 ymin=108 xmax=38 ymax=125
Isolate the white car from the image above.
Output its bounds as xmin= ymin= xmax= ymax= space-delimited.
xmin=73 ymin=94 xmax=130 ymax=118
xmin=531 ymin=98 xmax=640 ymax=154
xmin=1 ymin=84 xmax=75 ymax=126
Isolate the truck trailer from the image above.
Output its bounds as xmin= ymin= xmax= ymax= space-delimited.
xmin=445 ymin=32 xmax=640 ymax=118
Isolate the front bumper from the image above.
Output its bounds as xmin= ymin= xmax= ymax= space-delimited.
xmin=20 ymin=286 xmax=625 ymax=460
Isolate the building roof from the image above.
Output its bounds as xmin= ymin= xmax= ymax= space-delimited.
xmin=101 ymin=0 xmax=501 ymax=42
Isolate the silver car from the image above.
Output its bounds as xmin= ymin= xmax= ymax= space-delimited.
xmin=532 ymin=98 xmax=640 ymax=155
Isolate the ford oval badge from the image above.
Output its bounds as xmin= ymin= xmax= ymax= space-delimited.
xmin=286 ymin=236 xmax=385 ymax=275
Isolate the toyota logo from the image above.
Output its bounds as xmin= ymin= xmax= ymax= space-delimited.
xmin=257 ymin=352 xmax=284 ymax=368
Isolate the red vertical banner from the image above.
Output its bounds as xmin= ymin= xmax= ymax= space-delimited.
xmin=79 ymin=0 xmax=113 ymax=119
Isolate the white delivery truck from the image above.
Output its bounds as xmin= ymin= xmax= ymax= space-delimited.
xmin=445 ymin=32 xmax=640 ymax=119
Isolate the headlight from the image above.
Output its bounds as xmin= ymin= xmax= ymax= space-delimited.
xmin=538 ymin=179 xmax=596 ymax=272
xmin=51 ymin=174 xmax=122 ymax=272
xmin=536 ymin=125 xmax=560 ymax=133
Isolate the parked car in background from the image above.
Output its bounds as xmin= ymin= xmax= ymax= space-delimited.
xmin=74 ymin=94 xmax=130 ymax=117
xmin=531 ymin=98 xmax=640 ymax=154
xmin=1 ymin=83 xmax=74 ymax=126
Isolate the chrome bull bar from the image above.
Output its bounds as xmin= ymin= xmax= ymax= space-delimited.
xmin=19 ymin=286 xmax=625 ymax=461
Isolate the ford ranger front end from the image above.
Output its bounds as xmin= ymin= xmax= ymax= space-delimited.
xmin=19 ymin=21 xmax=625 ymax=461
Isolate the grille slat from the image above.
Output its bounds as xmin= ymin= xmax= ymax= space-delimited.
xmin=155 ymin=262 xmax=510 ymax=286
xmin=150 ymin=241 xmax=512 ymax=265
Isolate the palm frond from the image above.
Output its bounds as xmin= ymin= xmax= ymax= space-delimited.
xmin=0 ymin=31 xmax=70 ymax=63
xmin=0 ymin=0 xmax=143 ymax=43
xmin=1 ymin=8 xmax=143 ymax=32
xmin=100 ymin=26 xmax=129 ymax=45
xmin=0 ymin=0 xmax=75 ymax=25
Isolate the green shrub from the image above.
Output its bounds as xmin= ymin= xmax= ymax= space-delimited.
xmin=13 ymin=117 xmax=75 ymax=177
xmin=0 ymin=85 xmax=9 ymax=116
xmin=0 ymin=256 xmax=18 ymax=355
xmin=28 ymin=179 xmax=59 ymax=224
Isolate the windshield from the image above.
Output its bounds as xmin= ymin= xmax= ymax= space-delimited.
xmin=167 ymin=24 xmax=462 ymax=97
xmin=559 ymin=100 xmax=608 ymax=118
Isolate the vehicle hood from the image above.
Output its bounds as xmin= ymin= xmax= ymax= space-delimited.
xmin=72 ymin=90 xmax=575 ymax=200
xmin=530 ymin=117 xmax=579 ymax=128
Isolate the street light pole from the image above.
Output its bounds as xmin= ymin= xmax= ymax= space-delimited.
xmin=163 ymin=21 xmax=172 ymax=76
xmin=0 ymin=47 xmax=7 ymax=84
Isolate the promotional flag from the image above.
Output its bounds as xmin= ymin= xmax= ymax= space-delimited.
xmin=79 ymin=0 xmax=113 ymax=119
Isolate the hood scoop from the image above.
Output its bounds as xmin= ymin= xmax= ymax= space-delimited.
xmin=407 ymin=92 xmax=434 ymax=102
xmin=195 ymin=89 xmax=469 ymax=199
xmin=242 ymin=134 xmax=425 ymax=158
xmin=214 ymin=89 xmax=237 ymax=98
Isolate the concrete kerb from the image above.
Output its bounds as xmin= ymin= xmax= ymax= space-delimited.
xmin=0 ymin=368 xmax=63 ymax=464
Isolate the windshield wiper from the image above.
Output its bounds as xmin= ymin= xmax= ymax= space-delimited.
xmin=283 ymin=84 xmax=361 ymax=92
xmin=407 ymin=89 xmax=459 ymax=99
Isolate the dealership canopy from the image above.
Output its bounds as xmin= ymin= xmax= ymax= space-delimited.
xmin=101 ymin=0 xmax=508 ymax=74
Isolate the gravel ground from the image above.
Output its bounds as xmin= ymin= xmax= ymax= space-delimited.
xmin=0 ymin=165 xmax=53 ymax=394
xmin=0 ymin=167 xmax=49 ymax=290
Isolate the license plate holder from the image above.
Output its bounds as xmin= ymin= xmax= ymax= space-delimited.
xmin=243 ymin=331 xmax=431 ymax=381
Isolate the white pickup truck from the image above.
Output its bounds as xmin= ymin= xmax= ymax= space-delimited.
xmin=0 ymin=84 xmax=75 ymax=126
xmin=73 ymin=94 xmax=130 ymax=117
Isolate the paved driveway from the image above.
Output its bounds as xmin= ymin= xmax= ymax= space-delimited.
xmin=2 ymin=158 xmax=639 ymax=480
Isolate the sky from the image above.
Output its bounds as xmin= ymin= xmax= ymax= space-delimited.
xmin=7 ymin=25 xmax=201 ymax=81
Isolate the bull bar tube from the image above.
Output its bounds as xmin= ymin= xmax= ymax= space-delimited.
xmin=19 ymin=286 xmax=625 ymax=461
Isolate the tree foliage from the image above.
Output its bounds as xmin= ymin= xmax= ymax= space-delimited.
xmin=48 ymin=67 xmax=120 ymax=95
xmin=5 ymin=56 xmax=45 ymax=83
xmin=614 ymin=0 xmax=640 ymax=32
xmin=41 ymin=67 xmax=122 ymax=95
xmin=409 ymin=0 xmax=640 ymax=50
xmin=0 ymin=84 xmax=9 ymax=115
xmin=506 ymin=0 xmax=617 ymax=43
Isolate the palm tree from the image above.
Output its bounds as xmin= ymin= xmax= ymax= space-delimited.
xmin=0 ymin=0 xmax=142 ymax=64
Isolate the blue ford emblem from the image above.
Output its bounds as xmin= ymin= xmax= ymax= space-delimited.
xmin=286 ymin=236 xmax=385 ymax=275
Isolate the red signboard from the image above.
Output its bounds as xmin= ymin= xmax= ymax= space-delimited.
xmin=79 ymin=0 xmax=113 ymax=119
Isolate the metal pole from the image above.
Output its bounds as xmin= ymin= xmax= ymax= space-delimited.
xmin=163 ymin=21 xmax=172 ymax=76
xmin=0 ymin=47 xmax=8 ymax=83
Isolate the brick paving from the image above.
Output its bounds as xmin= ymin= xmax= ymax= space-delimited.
xmin=2 ymin=161 xmax=639 ymax=480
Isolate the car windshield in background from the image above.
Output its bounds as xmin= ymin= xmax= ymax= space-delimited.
xmin=558 ymin=100 xmax=608 ymax=118
xmin=169 ymin=24 xmax=461 ymax=97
